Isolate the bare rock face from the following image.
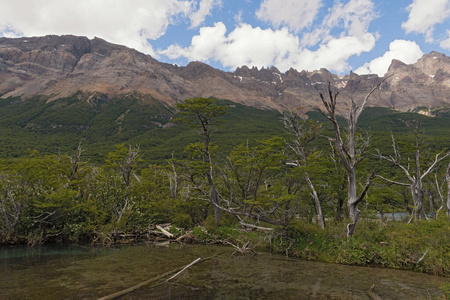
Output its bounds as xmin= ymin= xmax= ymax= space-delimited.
xmin=1 ymin=35 xmax=449 ymax=113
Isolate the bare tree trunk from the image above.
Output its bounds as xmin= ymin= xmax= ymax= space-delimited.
xmin=305 ymin=175 xmax=325 ymax=230
xmin=378 ymin=210 xmax=386 ymax=225
xmin=336 ymin=197 xmax=344 ymax=221
xmin=347 ymin=170 xmax=359 ymax=236
xmin=318 ymin=79 xmax=384 ymax=237
xmin=167 ymin=154 xmax=179 ymax=198
xmin=446 ymin=163 xmax=450 ymax=217
xmin=427 ymin=191 xmax=435 ymax=219
xmin=207 ymin=173 xmax=221 ymax=224
xmin=68 ymin=141 xmax=83 ymax=181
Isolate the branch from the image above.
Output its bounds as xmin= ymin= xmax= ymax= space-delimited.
xmin=355 ymin=74 xmax=393 ymax=122
xmin=420 ymin=151 xmax=450 ymax=180
xmin=239 ymin=221 xmax=273 ymax=231
xmin=375 ymin=175 xmax=410 ymax=187
xmin=354 ymin=173 xmax=375 ymax=205
xmin=375 ymin=150 xmax=415 ymax=183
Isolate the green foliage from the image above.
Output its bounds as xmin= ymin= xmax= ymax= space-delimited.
xmin=172 ymin=213 xmax=193 ymax=229
xmin=175 ymin=97 xmax=228 ymax=129
xmin=274 ymin=218 xmax=450 ymax=276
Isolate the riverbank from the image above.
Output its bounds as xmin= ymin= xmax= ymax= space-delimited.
xmin=186 ymin=217 xmax=450 ymax=279
xmin=2 ymin=215 xmax=449 ymax=281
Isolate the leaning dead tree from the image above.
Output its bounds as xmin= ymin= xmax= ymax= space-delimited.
xmin=377 ymin=122 xmax=450 ymax=221
xmin=317 ymin=78 xmax=387 ymax=237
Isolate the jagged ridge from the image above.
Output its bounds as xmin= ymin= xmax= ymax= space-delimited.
xmin=1 ymin=35 xmax=449 ymax=112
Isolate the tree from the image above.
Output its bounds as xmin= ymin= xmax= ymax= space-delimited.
xmin=221 ymin=137 xmax=289 ymax=228
xmin=367 ymin=184 xmax=403 ymax=224
xmin=0 ymin=174 xmax=22 ymax=241
xmin=175 ymin=97 xmax=227 ymax=224
xmin=105 ymin=144 xmax=143 ymax=225
xmin=376 ymin=121 xmax=450 ymax=221
xmin=283 ymin=111 xmax=325 ymax=229
xmin=317 ymin=80 xmax=386 ymax=237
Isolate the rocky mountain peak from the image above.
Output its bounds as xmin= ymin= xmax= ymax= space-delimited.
xmin=0 ymin=35 xmax=449 ymax=113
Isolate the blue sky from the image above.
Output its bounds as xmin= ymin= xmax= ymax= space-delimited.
xmin=1 ymin=0 xmax=449 ymax=76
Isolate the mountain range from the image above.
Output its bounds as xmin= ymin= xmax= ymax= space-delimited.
xmin=1 ymin=35 xmax=450 ymax=114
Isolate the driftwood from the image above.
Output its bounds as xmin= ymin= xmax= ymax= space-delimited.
xmin=367 ymin=284 xmax=383 ymax=300
xmin=166 ymin=257 xmax=201 ymax=282
xmin=97 ymin=252 xmax=223 ymax=300
xmin=156 ymin=225 xmax=174 ymax=238
xmin=225 ymin=239 xmax=257 ymax=256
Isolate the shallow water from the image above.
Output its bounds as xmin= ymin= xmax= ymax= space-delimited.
xmin=0 ymin=243 xmax=447 ymax=299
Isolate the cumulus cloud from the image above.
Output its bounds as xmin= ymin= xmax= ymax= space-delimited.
xmin=159 ymin=22 xmax=376 ymax=73
xmin=302 ymin=0 xmax=377 ymax=47
xmin=295 ymin=34 xmax=376 ymax=72
xmin=161 ymin=23 xmax=300 ymax=69
xmin=402 ymin=0 xmax=450 ymax=42
xmin=256 ymin=0 xmax=322 ymax=33
xmin=189 ymin=0 xmax=222 ymax=28
xmin=0 ymin=0 xmax=215 ymax=56
xmin=354 ymin=40 xmax=423 ymax=76
xmin=160 ymin=0 xmax=379 ymax=73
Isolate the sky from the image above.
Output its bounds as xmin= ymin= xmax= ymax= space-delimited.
xmin=0 ymin=0 xmax=449 ymax=76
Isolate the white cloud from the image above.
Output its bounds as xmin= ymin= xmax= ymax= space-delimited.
xmin=302 ymin=0 xmax=377 ymax=47
xmin=294 ymin=34 xmax=376 ymax=73
xmin=160 ymin=0 xmax=379 ymax=73
xmin=354 ymin=40 xmax=423 ymax=76
xmin=189 ymin=0 xmax=222 ymax=29
xmin=0 ymin=0 xmax=199 ymax=55
xmin=159 ymin=22 xmax=375 ymax=73
xmin=440 ymin=30 xmax=450 ymax=49
xmin=256 ymin=0 xmax=323 ymax=33
xmin=160 ymin=23 xmax=300 ymax=69
xmin=402 ymin=0 xmax=450 ymax=42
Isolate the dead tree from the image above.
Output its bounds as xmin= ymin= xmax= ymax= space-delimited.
xmin=317 ymin=80 xmax=386 ymax=237
xmin=376 ymin=122 xmax=450 ymax=221
xmin=67 ymin=141 xmax=84 ymax=181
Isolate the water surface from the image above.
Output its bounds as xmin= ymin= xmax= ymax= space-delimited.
xmin=0 ymin=243 xmax=447 ymax=299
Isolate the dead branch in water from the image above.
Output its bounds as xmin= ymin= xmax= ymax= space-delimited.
xmin=97 ymin=251 xmax=223 ymax=300
xmin=367 ymin=284 xmax=383 ymax=300
xmin=225 ymin=239 xmax=257 ymax=256
xmin=166 ymin=257 xmax=201 ymax=282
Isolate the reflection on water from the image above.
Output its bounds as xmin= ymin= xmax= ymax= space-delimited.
xmin=0 ymin=243 xmax=447 ymax=299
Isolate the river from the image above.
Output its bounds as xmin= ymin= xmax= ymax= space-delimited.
xmin=0 ymin=243 xmax=447 ymax=299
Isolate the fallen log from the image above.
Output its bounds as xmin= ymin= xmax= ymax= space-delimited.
xmin=156 ymin=225 xmax=174 ymax=238
xmin=367 ymin=284 xmax=383 ymax=300
xmin=97 ymin=252 xmax=224 ymax=300
xmin=166 ymin=257 xmax=201 ymax=282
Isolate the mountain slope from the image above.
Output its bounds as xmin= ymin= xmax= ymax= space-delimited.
xmin=1 ymin=35 xmax=449 ymax=112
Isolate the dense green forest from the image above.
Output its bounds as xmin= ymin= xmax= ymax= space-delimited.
xmin=0 ymin=95 xmax=449 ymax=277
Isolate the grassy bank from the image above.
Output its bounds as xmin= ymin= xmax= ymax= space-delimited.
xmin=189 ymin=217 xmax=450 ymax=277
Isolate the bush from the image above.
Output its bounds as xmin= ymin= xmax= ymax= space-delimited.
xmin=172 ymin=213 xmax=193 ymax=229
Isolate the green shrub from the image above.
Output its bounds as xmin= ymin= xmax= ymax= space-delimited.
xmin=172 ymin=213 xmax=193 ymax=229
